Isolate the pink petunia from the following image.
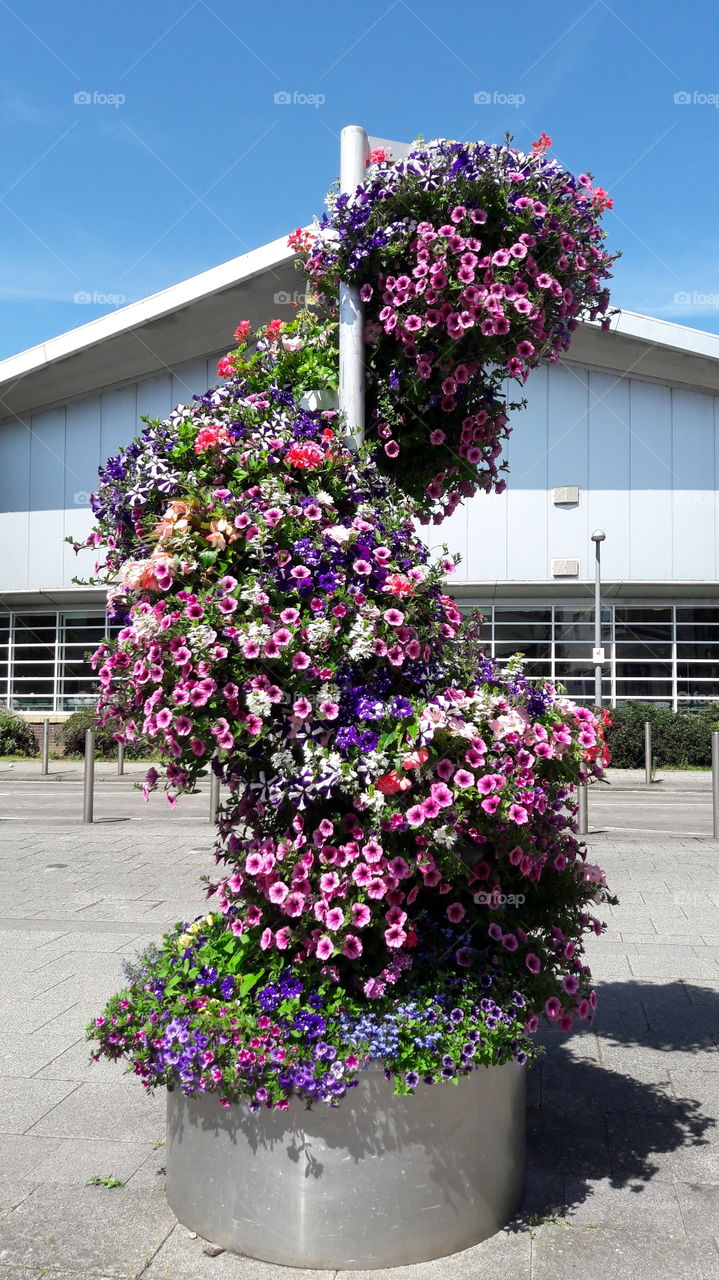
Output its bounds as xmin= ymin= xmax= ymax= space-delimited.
xmin=454 ymin=769 xmax=474 ymax=789
xmin=351 ymin=903 xmax=371 ymax=928
xmin=384 ymin=923 xmax=407 ymax=949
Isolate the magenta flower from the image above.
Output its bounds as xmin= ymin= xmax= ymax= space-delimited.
xmin=315 ymin=936 xmax=334 ymax=960
xmin=384 ymin=923 xmax=407 ymax=948
xmin=454 ymin=769 xmax=474 ymax=789
xmin=508 ymin=803 xmax=528 ymax=824
xmin=446 ymin=902 xmax=465 ymax=923
xmin=525 ymin=953 xmax=542 ymax=974
xmin=430 ymin=782 xmax=453 ymax=808
xmin=351 ymin=903 xmax=371 ymax=928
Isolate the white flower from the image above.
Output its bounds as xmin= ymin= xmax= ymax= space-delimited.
xmin=186 ymin=625 xmax=218 ymax=653
xmin=247 ymin=690 xmax=272 ymax=717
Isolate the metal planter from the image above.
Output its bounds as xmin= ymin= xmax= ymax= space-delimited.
xmin=165 ymin=1061 xmax=525 ymax=1270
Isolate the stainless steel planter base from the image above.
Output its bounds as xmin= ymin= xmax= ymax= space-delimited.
xmin=165 ymin=1063 xmax=525 ymax=1271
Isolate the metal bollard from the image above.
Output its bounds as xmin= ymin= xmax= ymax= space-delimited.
xmin=706 ymin=732 xmax=711 ymax=839
xmin=577 ymin=781 xmax=588 ymax=835
xmin=209 ymin=755 xmax=220 ymax=825
xmin=713 ymin=731 xmax=719 ymax=840
xmin=117 ymin=741 xmax=125 ymax=776
xmin=41 ymin=718 xmax=50 ymax=776
xmin=83 ymin=729 xmax=95 ymax=824
xmin=644 ymin=720 xmax=652 ymax=786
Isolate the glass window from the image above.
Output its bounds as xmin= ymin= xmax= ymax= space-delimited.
xmin=676 ymin=640 xmax=719 ymax=660
xmin=615 ymin=678 xmax=673 ymax=697
xmin=677 ymin=678 xmax=719 ymax=697
xmin=676 ymin=607 xmax=719 ymax=625
xmin=58 ymin=612 xmax=105 ymax=714
xmin=494 ymin=640 xmax=552 ymax=661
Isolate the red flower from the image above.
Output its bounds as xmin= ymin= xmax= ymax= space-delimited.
xmin=233 ymin=321 xmax=251 ymax=343
xmin=216 ymin=355 xmax=234 ymax=378
xmin=285 ymin=441 xmax=325 ymax=470
xmin=287 ymin=227 xmax=313 ymax=252
xmin=531 ymin=133 xmax=552 ymax=153
xmin=591 ymin=186 xmax=613 ymax=212
xmin=367 ymin=147 xmax=392 ymax=165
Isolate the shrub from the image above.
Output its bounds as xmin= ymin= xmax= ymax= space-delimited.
xmin=606 ymin=702 xmax=719 ymax=769
xmin=0 ymin=708 xmax=39 ymax=757
xmin=59 ymin=707 xmax=152 ymax=759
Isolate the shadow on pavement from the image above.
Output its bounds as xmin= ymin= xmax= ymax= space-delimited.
xmin=511 ymin=979 xmax=718 ymax=1228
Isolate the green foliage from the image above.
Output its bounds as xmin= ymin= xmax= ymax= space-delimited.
xmin=58 ymin=707 xmax=154 ymax=760
xmin=86 ymin=1174 xmax=125 ymax=1188
xmin=606 ymin=702 xmax=719 ymax=768
xmin=0 ymin=707 xmax=39 ymax=757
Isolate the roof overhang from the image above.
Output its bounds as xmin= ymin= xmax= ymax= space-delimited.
xmin=563 ymin=308 xmax=719 ymax=395
xmin=0 ymin=234 xmax=300 ymax=420
xmin=0 ymin=586 xmax=106 ymax=612
xmin=451 ymin=580 xmax=719 ymax=600
xmin=2 ymin=235 xmax=719 ymax=422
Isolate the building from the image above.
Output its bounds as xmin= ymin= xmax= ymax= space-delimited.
xmin=1 ymin=232 xmax=718 ymax=726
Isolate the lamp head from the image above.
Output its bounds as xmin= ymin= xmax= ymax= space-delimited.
xmin=591 ymin=529 xmax=606 ymax=543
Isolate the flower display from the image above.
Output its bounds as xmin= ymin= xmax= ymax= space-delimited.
xmin=83 ymin=135 xmax=615 ymax=1112
xmin=303 ymin=136 xmax=616 ymax=521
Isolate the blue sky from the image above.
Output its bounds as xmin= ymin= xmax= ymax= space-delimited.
xmin=0 ymin=0 xmax=718 ymax=359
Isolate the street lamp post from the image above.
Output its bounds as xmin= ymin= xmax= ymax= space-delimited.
xmin=591 ymin=530 xmax=606 ymax=709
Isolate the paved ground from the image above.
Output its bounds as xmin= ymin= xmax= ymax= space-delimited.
xmin=0 ymin=764 xmax=717 ymax=1278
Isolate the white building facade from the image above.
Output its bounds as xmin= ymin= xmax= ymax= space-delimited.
xmin=1 ymin=236 xmax=718 ymax=720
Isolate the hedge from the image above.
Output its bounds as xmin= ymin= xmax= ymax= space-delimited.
xmin=605 ymin=702 xmax=719 ymax=769
xmin=58 ymin=707 xmax=154 ymax=760
xmin=0 ymin=708 xmax=39 ymax=757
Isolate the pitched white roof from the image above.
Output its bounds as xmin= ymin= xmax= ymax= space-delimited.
xmin=1 ymin=231 xmax=719 ymax=420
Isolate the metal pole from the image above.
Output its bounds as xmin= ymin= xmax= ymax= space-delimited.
xmin=578 ymin=782 xmax=588 ymax=835
xmin=644 ymin=720 xmax=652 ymax=786
xmin=117 ymin=740 xmax=125 ymax=776
xmin=41 ymin=717 xmax=49 ymax=776
xmin=706 ymin=732 xmax=711 ymax=839
xmin=83 ymin=728 xmax=94 ymax=824
xmin=339 ymin=125 xmax=369 ymax=450
xmin=594 ymin=538 xmax=602 ymax=709
xmin=209 ymin=755 xmax=220 ymax=825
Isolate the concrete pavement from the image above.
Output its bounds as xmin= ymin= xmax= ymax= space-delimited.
xmin=0 ymin=767 xmax=717 ymax=1278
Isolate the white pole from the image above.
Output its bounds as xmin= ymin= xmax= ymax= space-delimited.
xmin=706 ymin=732 xmax=711 ymax=839
xmin=339 ymin=125 xmax=369 ymax=450
xmin=83 ymin=729 xmax=95 ymax=824
xmin=209 ymin=751 xmax=220 ymax=825
xmin=578 ymin=781 xmax=588 ymax=835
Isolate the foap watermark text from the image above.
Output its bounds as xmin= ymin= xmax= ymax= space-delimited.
xmin=274 ymin=90 xmax=325 ymax=108
xmin=474 ymin=90 xmax=525 ymax=108
xmin=74 ymin=90 xmax=126 ymax=108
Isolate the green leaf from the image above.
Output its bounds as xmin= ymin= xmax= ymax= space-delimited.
xmin=239 ymin=971 xmax=262 ymax=997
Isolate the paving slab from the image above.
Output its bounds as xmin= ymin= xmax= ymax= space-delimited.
xmin=0 ymin=1184 xmax=175 ymax=1277
xmin=25 ymin=1081 xmax=163 ymax=1143
xmin=562 ymin=1176 xmax=685 ymax=1234
xmin=21 ymin=1137 xmax=157 ymax=1187
xmin=2 ymin=775 xmax=719 ymax=1278
xmin=531 ymin=1224 xmax=719 ymax=1279
xmin=0 ymin=1079 xmax=80 ymax=1135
